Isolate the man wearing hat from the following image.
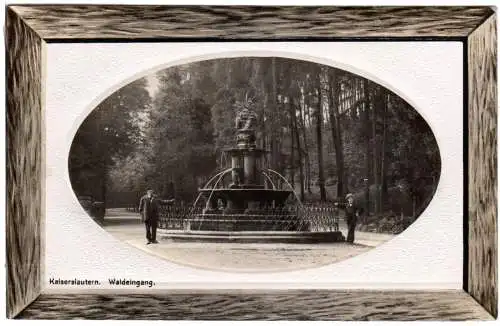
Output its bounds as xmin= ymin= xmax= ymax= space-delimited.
xmin=138 ymin=189 xmax=175 ymax=245
xmin=344 ymin=193 xmax=359 ymax=243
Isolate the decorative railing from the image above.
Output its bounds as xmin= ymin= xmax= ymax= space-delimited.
xmin=157 ymin=203 xmax=341 ymax=232
xmin=157 ymin=204 xmax=199 ymax=230
xmin=298 ymin=204 xmax=341 ymax=232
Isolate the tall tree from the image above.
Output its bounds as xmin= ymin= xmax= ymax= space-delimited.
xmin=292 ymin=102 xmax=305 ymax=201
xmin=147 ymin=65 xmax=216 ymax=199
xmin=328 ymin=68 xmax=347 ymax=198
xmin=372 ymin=86 xmax=381 ymax=214
xmin=362 ymin=78 xmax=371 ymax=215
xmin=69 ymin=78 xmax=151 ymax=202
xmin=315 ymin=69 xmax=327 ymax=201
xmin=380 ymin=92 xmax=389 ymax=210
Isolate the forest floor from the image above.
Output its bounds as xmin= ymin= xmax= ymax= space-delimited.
xmin=101 ymin=208 xmax=395 ymax=272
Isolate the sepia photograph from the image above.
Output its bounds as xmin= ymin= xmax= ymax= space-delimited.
xmin=69 ymin=56 xmax=441 ymax=271
xmin=6 ymin=3 xmax=496 ymax=321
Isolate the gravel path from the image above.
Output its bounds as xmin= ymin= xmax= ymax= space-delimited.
xmin=101 ymin=208 xmax=395 ymax=272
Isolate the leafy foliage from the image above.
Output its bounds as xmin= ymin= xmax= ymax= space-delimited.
xmin=69 ymin=78 xmax=151 ymax=201
xmin=69 ymin=57 xmax=441 ymax=222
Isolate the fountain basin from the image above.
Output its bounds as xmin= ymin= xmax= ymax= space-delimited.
xmin=159 ymin=230 xmax=345 ymax=243
xmin=186 ymin=217 xmax=307 ymax=232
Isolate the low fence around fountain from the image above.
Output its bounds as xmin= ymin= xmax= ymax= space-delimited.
xmin=300 ymin=204 xmax=341 ymax=232
xmin=157 ymin=203 xmax=341 ymax=232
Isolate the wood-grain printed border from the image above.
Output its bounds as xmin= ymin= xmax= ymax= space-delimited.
xmin=5 ymin=5 xmax=497 ymax=320
xmin=468 ymin=14 xmax=498 ymax=318
xmin=8 ymin=5 xmax=495 ymax=39
xmin=6 ymin=7 xmax=43 ymax=318
xmin=14 ymin=290 xmax=496 ymax=320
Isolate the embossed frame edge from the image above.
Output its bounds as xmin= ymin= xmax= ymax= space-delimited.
xmin=5 ymin=5 xmax=497 ymax=320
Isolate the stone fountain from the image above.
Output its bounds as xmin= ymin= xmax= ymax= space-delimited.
xmin=160 ymin=100 xmax=345 ymax=243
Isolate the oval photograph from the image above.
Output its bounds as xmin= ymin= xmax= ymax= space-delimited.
xmin=68 ymin=56 xmax=441 ymax=272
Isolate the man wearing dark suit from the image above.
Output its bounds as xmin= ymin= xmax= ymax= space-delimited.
xmin=344 ymin=193 xmax=360 ymax=243
xmin=138 ymin=190 xmax=175 ymax=245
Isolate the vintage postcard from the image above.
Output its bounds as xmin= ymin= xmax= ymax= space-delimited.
xmin=6 ymin=4 xmax=496 ymax=320
xmin=44 ymin=42 xmax=463 ymax=288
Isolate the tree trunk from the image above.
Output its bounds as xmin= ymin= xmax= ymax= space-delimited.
xmin=351 ymin=78 xmax=359 ymax=120
xmin=261 ymin=77 xmax=268 ymax=153
xmin=362 ymin=78 xmax=370 ymax=216
xmin=300 ymin=100 xmax=313 ymax=194
xmin=292 ymin=102 xmax=305 ymax=201
xmin=380 ymin=92 xmax=389 ymax=211
xmin=328 ymin=71 xmax=347 ymax=199
xmin=270 ymin=57 xmax=279 ymax=172
xmin=101 ymin=164 xmax=107 ymax=204
xmin=315 ymin=80 xmax=327 ymax=202
xmin=303 ymin=134 xmax=312 ymax=194
xmin=289 ymin=99 xmax=295 ymax=186
xmin=278 ymin=128 xmax=285 ymax=188
xmin=372 ymin=88 xmax=380 ymax=214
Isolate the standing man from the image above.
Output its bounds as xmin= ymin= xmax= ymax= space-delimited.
xmin=138 ymin=190 xmax=175 ymax=245
xmin=344 ymin=193 xmax=359 ymax=243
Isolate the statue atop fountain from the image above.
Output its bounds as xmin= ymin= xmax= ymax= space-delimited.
xmin=235 ymin=103 xmax=257 ymax=131
xmin=234 ymin=97 xmax=258 ymax=149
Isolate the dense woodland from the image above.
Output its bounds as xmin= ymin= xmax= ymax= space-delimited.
xmin=69 ymin=57 xmax=441 ymax=221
